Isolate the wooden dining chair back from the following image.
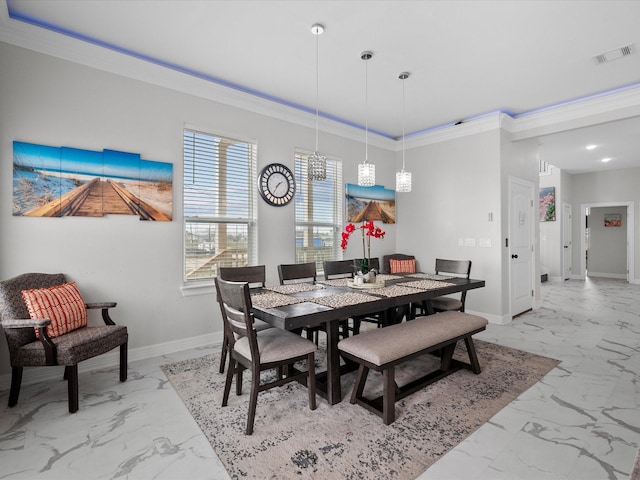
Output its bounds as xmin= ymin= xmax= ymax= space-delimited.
xmin=278 ymin=262 xmax=317 ymax=284
xmin=215 ymin=277 xmax=316 ymax=435
xmin=323 ymin=259 xmax=355 ymax=279
xmin=217 ymin=265 xmax=271 ymax=373
xmin=353 ymin=257 xmax=380 ymax=274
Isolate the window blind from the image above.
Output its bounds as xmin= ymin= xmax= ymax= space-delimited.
xmin=294 ymin=151 xmax=343 ymax=273
xmin=183 ymin=129 xmax=257 ymax=282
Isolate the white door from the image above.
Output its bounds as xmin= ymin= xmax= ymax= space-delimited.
xmin=562 ymin=203 xmax=572 ymax=280
xmin=509 ymin=177 xmax=534 ymax=317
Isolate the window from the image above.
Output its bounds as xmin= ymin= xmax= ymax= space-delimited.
xmin=183 ymin=129 xmax=257 ymax=282
xmin=294 ymin=151 xmax=343 ymax=273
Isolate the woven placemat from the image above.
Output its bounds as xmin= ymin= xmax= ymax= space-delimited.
xmin=250 ymin=291 xmax=305 ymax=309
xmin=310 ymin=291 xmax=378 ymax=308
xmin=409 ymin=273 xmax=454 ymax=280
xmin=375 ymin=274 xmax=402 ymax=282
xmin=402 ymin=279 xmax=456 ymax=290
xmin=265 ymin=283 xmax=324 ymax=295
xmin=373 ymin=285 xmax=421 ymax=297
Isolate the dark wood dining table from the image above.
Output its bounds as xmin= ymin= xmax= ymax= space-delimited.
xmin=250 ymin=273 xmax=485 ymax=405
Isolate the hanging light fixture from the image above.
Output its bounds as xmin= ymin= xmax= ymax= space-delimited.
xmin=307 ymin=23 xmax=327 ymax=181
xmin=396 ymin=72 xmax=412 ymax=192
xmin=358 ymin=51 xmax=375 ymax=186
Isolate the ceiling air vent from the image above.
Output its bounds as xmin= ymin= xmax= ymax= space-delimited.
xmin=593 ymin=44 xmax=635 ymax=65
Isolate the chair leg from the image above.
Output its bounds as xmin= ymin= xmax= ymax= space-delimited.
xmin=8 ymin=366 xmax=23 ymax=407
xmin=66 ymin=365 xmax=79 ymax=413
xmin=222 ymin=357 xmax=235 ymax=407
xmin=307 ymin=353 xmax=316 ymax=410
xmin=120 ymin=342 xmax=128 ymax=382
xmin=246 ymin=369 xmax=260 ymax=435
xmin=219 ymin=336 xmax=228 ymax=374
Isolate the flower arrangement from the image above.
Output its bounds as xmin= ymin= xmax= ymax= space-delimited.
xmin=340 ymin=220 xmax=386 ymax=274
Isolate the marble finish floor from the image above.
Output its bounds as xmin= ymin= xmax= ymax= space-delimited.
xmin=1 ymin=278 xmax=639 ymax=479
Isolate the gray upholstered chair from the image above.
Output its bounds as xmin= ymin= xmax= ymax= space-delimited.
xmin=0 ymin=273 xmax=128 ymax=413
xmin=217 ymin=265 xmax=272 ymax=373
xmin=216 ymin=277 xmax=316 ymax=435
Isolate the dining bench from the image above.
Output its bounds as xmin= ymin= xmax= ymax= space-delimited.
xmin=337 ymin=311 xmax=488 ymax=424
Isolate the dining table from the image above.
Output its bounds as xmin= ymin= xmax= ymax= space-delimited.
xmin=249 ymin=272 xmax=485 ymax=405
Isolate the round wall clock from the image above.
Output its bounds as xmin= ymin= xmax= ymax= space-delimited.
xmin=258 ymin=163 xmax=296 ymax=206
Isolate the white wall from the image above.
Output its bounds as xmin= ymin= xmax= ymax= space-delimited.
xmin=0 ymin=42 xmax=401 ymax=380
xmin=539 ymin=167 xmax=562 ymax=278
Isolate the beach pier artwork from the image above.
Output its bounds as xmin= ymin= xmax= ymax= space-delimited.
xmin=12 ymin=142 xmax=173 ymax=221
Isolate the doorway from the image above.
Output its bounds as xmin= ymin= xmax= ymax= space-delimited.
xmin=580 ymin=202 xmax=634 ymax=281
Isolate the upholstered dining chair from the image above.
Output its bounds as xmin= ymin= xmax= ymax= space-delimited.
xmin=277 ymin=262 xmax=324 ymax=343
xmin=0 ymin=273 xmax=128 ymax=413
xmin=215 ymin=277 xmax=316 ymax=435
xmin=412 ymin=259 xmax=472 ymax=317
xmin=217 ymin=266 xmax=272 ymax=374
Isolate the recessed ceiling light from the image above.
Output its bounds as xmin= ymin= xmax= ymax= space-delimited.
xmin=586 ymin=144 xmax=597 ymax=150
xmin=601 ymin=157 xmax=612 ymax=163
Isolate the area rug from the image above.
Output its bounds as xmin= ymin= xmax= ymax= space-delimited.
xmin=161 ymin=340 xmax=559 ymax=479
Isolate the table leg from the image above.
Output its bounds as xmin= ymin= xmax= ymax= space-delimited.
xmin=325 ymin=318 xmax=342 ymax=405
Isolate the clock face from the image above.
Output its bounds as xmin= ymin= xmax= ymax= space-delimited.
xmin=258 ymin=163 xmax=296 ymax=206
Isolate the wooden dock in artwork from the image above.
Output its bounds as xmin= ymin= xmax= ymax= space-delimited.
xmin=25 ymin=178 xmax=171 ymax=221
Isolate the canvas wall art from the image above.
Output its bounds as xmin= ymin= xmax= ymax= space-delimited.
xmin=539 ymin=186 xmax=555 ymax=222
xmin=604 ymin=213 xmax=622 ymax=227
xmin=12 ymin=141 xmax=173 ymax=221
xmin=345 ymin=183 xmax=396 ymax=224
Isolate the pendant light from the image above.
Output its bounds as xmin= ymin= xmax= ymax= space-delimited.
xmin=357 ymin=51 xmax=375 ymax=186
xmin=396 ymin=72 xmax=412 ymax=192
xmin=307 ymin=23 xmax=327 ymax=181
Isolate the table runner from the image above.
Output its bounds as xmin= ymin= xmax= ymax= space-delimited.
xmin=265 ymin=283 xmax=324 ymax=295
xmin=250 ymin=291 xmax=305 ymax=309
xmin=409 ymin=273 xmax=454 ymax=280
xmin=402 ymin=279 xmax=456 ymax=290
xmin=310 ymin=291 xmax=378 ymax=308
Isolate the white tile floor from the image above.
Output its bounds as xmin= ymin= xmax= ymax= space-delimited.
xmin=1 ymin=278 xmax=639 ymax=479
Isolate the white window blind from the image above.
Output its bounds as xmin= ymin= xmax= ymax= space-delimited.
xmin=294 ymin=151 xmax=343 ymax=273
xmin=183 ymin=129 xmax=257 ymax=282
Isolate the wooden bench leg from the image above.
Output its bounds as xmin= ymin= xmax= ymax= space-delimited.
xmin=464 ymin=337 xmax=482 ymax=374
xmin=383 ymin=366 xmax=395 ymax=425
xmin=439 ymin=343 xmax=456 ymax=371
xmin=351 ymin=364 xmax=369 ymax=404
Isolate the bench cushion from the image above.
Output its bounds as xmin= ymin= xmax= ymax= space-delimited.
xmin=338 ymin=311 xmax=488 ymax=367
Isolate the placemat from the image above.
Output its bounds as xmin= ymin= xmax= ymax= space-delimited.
xmin=310 ymin=291 xmax=378 ymax=308
xmin=250 ymin=291 xmax=305 ymax=309
xmin=403 ymin=279 xmax=456 ymax=290
xmin=375 ymin=274 xmax=402 ymax=281
xmin=265 ymin=283 xmax=324 ymax=294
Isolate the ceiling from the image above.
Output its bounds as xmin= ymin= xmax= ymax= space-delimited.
xmin=4 ymin=0 xmax=640 ymax=173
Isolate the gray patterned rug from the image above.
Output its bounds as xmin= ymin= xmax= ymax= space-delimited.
xmin=161 ymin=340 xmax=559 ymax=479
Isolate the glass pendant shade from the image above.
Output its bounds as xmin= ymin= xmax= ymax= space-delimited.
xmin=358 ymin=162 xmax=375 ymax=187
xmin=308 ymin=151 xmax=327 ymax=181
xmin=308 ymin=23 xmax=327 ymax=181
xmin=396 ymin=71 xmax=412 ymax=192
xmin=396 ymin=169 xmax=412 ymax=192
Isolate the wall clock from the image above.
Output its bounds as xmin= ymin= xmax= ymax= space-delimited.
xmin=258 ymin=163 xmax=296 ymax=206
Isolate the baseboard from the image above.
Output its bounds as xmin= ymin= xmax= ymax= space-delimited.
xmin=466 ymin=310 xmax=506 ymax=325
xmin=0 ymin=331 xmax=223 ymax=391
xmin=587 ymin=272 xmax=628 ymax=279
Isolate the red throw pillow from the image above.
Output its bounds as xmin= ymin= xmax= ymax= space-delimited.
xmin=22 ymin=282 xmax=88 ymax=338
xmin=389 ymin=258 xmax=416 ymax=274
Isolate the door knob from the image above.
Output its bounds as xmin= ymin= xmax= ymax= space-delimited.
xmin=511 ymin=254 xmax=518 ymax=259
